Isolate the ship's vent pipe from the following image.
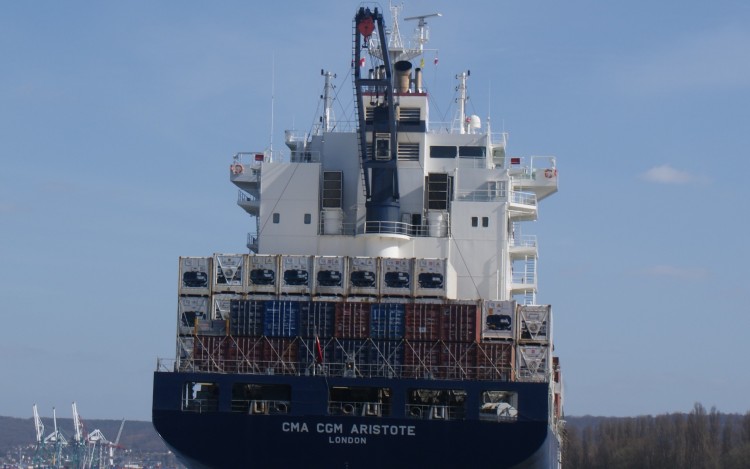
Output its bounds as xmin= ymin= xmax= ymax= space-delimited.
xmin=415 ymin=67 xmax=423 ymax=92
xmin=394 ymin=60 xmax=412 ymax=93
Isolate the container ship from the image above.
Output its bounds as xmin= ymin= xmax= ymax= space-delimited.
xmin=153 ymin=5 xmax=563 ymax=468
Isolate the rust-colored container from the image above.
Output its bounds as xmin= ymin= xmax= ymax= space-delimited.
xmin=405 ymin=304 xmax=442 ymax=341
xmin=403 ymin=340 xmax=441 ymax=378
xmin=334 ymin=302 xmax=371 ymax=339
xmin=261 ymin=338 xmax=299 ymax=374
xmin=438 ymin=342 xmax=478 ymax=380
xmin=439 ymin=303 xmax=480 ymax=343
xmin=475 ymin=342 xmax=515 ymax=381
xmin=193 ymin=336 xmax=230 ymax=373
xmin=228 ymin=337 xmax=266 ymax=373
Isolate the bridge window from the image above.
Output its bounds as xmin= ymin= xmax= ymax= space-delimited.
xmin=459 ymin=146 xmax=486 ymax=158
xmin=273 ymin=213 xmax=280 ymax=224
xmin=430 ymin=146 xmax=457 ymax=158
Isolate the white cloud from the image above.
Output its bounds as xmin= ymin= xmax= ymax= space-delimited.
xmin=643 ymin=265 xmax=708 ymax=280
xmin=640 ymin=164 xmax=693 ymax=184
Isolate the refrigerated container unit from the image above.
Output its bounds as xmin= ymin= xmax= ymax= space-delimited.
xmin=229 ymin=299 xmax=265 ymax=336
xmin=370 ymin=303 xmax=405 ymax=340
xmin=177 ymin=336 xmax=194 ymax=371
xmin=212 ymin=293 xmax=244 ymax=320
xmin=347 ymin=257 xmax=379 ymax=297
xmin=213 ymin=254 xmax=246 ymax=293
xmin=177 ymin=296 xmax=210 ymax=336
xmin=279 ymin=255 xmax=313 ymax=295
xmin=413 ymin=258 xmax=447 ymax=298
xmin=263 ymin=300 xmax=303 ymax=337
xmin=178 ymin=256 xmax=212 ymax=296
xmin=380 ymin=257 xmax=413 ymax=297
xmin=516 ymin=345 xmax=550 ymax=382
xmin=313 ymin=255 xmax=347 ymax=297
xmin=247 ymin=254 xmax=279 ymax=295
xmin=481 ymin=300 xmax=516 ymax=340
xmin=517 ymin=305 xmax=551 ymax=343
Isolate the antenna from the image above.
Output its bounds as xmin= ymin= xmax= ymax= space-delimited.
xmin=268 ymin=52 xmax=276 ymax=158
xmin=403 ymin=12 xmax=442 ymax=51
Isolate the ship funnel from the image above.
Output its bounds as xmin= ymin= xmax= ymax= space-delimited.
xmin=394 ymin=61 xmax=412 ymax=93
xmin=415 ymin=68 xmax=423 ymax=92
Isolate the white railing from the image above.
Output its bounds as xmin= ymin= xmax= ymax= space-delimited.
xmin=456 ymin=188 xmax=506 ymax=202
xmin=511 ymin=235 xmax=537 ymax=248
xmin=510 ymin=191 xmax=537 ymax=206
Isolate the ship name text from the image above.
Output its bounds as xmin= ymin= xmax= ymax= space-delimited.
xmin=281 ymin=421 xmax=416 ymax=445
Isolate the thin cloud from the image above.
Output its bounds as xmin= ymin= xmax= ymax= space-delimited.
xmin=641 ymin=164 xmax=693 ymax=184
xmin=643 ymin=265 xmax=708 ymax=280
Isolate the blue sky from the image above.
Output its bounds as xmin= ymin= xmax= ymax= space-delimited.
xmin=1 ymin=1 xmax=749 ymax=421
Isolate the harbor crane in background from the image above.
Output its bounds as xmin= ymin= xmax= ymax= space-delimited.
xmin=31 ymin=403 xmax=126 ymax=469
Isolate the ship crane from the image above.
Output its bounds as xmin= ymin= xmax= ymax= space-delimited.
xmin=353 ymin=6 xmax=401 ymax=232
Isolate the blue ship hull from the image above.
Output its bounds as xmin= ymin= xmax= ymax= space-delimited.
xmin=152 ymin=371 xmax=559 ymax=468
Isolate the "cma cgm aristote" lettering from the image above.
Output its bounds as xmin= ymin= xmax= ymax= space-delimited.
xmin=281 ymin=421 xmax=416 ymax=445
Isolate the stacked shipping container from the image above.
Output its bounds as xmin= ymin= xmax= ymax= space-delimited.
xmin=177 ymin=255 xmax=551 ymax=383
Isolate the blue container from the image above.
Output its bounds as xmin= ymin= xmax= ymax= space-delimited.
xmin=263 ymin=301 xmax=301 ymax=337
xmin=370 ymin=303 xmax=405 ymax=339
xmin=369 ymin=340 xmax=404 ymax=368
xmin=229 ymin=300 xmax=264 ymax=336
xmin=299 ymin=302 xmax=334 ymax=338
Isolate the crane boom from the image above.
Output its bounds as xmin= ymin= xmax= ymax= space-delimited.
xmin=33 ymin=404 xmax=44 ymax=443
xmin=353 ymin=6 xmax=401 ymax=232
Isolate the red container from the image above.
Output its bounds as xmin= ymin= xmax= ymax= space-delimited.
xmin=262 ymin=338 xmax=298 ymax=373
xmin=476 ymin=342 xmax=515 ymax=381
xmin=228 ymin=337 xmax=265 ymax=373
xmin=193 ymin=336 xmax=230 ymax=372
xmin=334 ymin=302 xmax=371 ymax=339
xmin=438 ymin=342 xmax=478 ymax=380
xmin=405 ymin=304 xmax=442 ymax=341
xmin=403 ymin=340 xmax=441 ymax=378
xmin=439 ymin=304 xmax=480 ymax=343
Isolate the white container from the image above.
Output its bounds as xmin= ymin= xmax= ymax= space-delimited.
xmin=517 ymin=305 xmax=551 ymax=343
xmin=280 ymin=255 xmax=314 ymax=295
xmin=516 ymin=345 xmax=549 ymax=382
xmin=247 ymin=254 xmax=279 ymax=295
xmin=212 ymin=293 xmax=243 ymax=320
xmin=348 ymin=257 xmax=379 ymax=296
xmin=380 ymin=258 xmax=413 ymax=296
xmin=177 ymin=296 xmax=210 ymax=336
xmin=213 ymin=254 xmax=246 ymax=293
xmin=481 ymin=300 xmax=515 ymax=340
xmin=413 ymin=258 xmax=447 ymax=297
xmin=178 ymin=257 xmax=212 ymax=296
xmin=313 ymin=255 xmax=347 ymax=297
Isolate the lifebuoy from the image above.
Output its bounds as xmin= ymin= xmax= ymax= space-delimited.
xmin=231 ymin=163 xmax=244 ymax=175
xmin=544 ymin=168 xmax=557 ymax=178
